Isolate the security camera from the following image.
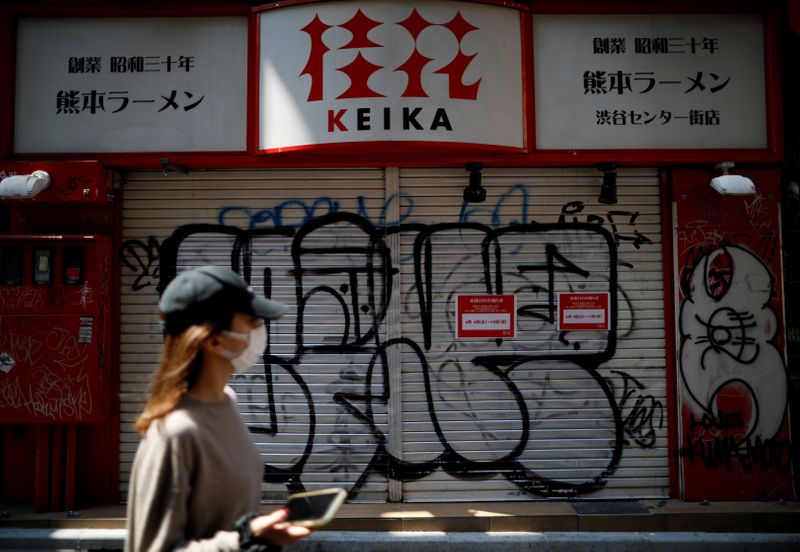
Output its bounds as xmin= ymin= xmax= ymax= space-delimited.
xmin=0 ymin=170 xmax=51 ymax=198
xmin=710 ymin=174 xmax=756 ymax=195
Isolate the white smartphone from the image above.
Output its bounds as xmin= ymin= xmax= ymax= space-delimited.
xmin=284 ymin=487 xmax=347 ymax=528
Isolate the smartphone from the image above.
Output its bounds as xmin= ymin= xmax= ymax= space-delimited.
xmin=285 ymin=488 xmax=347 ymax=528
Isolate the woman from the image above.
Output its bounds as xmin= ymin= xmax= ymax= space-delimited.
xmin=125 ymin=266 xmax=312 ymax=551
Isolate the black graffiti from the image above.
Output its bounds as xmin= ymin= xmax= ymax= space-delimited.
xmin=680 ymin=435 xmax=792 ymax=472
xmin=608 ymin=370 xmax=664 ymax=448
xmin=291 ymin=214 xmax=393 ymax=357
xmin=515 ymin=243 xmax=591 ymax=325
xmin=559 ymin=201 xmax=653 ymax=269
xmin=119 ymin=237 xmax=161 ymax=291
xmin=694 ymin=307 xmax=758 ymax=363
xmin=149 ymin=212 xmax=635 ymax=498
xmin=680 ymin=414 xmax=792 ymax=472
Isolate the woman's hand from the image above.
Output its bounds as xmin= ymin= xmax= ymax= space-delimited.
xmin=249 ymin=508 xmax=313 ymax=546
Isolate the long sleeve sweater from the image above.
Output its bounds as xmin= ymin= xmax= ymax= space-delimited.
xmin=125 ymin=387 xmax=264 ymax=551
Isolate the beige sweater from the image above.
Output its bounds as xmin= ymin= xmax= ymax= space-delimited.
xmin=125 ymin=388 xmax=264 ymax=551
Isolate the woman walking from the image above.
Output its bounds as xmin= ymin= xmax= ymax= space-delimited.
xmin=125 ymin=266 xmax=311 ymax=551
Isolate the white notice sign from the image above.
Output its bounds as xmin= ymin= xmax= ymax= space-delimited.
xmin=259 ymin=0 xmax=524 ymax=151
xmin=14 ymin=18 xmax=248 ymax=153
xmin=534 ymin=15 xmax=767 ymax=149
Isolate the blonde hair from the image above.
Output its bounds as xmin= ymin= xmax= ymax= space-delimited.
xmin=134 ymin=323 xmax=213 ymax=435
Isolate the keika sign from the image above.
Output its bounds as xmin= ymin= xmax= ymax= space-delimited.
xmin=534 ymin=14 xmax=767 ymax=149
xmin=14 ymin=18 xmax=248 ymax=153
xmin=259 ymin=0 xmax=524 ymax=151
xmin=456 ymin=294 xmax=516 ymax=339
xmin=557 ymin=293 xmax=610 ymax=331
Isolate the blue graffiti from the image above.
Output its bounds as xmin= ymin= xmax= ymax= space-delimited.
xmin=218 ymin=197 xmax=340 ymax=229
xmin=219 ymin=193 xmax=417 ymax=230
xmin=356 ymin=192 xmax=415 ymax=228
xmin=218 ymin=186 xmax=536 ymax=231
xmin=459 ymin=184 xmax=530 ymax=227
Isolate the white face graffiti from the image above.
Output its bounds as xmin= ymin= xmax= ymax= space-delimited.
xmin=679 ymin=245 xmax=787 ymax=444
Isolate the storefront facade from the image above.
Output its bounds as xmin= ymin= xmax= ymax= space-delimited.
xmin=0 ymin=0 xmax=795 ymax=510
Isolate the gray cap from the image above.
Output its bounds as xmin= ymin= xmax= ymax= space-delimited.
xmin=159 ymin=266 xmax=287 ymax=334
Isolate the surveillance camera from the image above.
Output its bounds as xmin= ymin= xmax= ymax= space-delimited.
xmin=710 ymin=174 xmax=756 ymax=196
xmin=0 ymin=170 xmax=51 ymax=198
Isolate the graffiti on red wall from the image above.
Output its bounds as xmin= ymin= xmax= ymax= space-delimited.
xmin=679 ymin=245 xmax=789 ymax=470
xmin=674 ymin=171 xmax=793 ymax=500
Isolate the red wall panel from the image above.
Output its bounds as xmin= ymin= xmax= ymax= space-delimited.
xmin=673 ymin=168 xmax=794 ymax=500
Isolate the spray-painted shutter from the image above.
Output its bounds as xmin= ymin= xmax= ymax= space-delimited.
xmin=395 ymin=168 xmax=668 ymax=501
xmin=120 ymin=167 xmax=668 ymax=503
xmin=119 ymin=169 xmax=390 ymax=502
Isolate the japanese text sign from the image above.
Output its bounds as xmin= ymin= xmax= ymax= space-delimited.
xmin=259 ymin=0 xmax=524 ymax=151
xmin=14 ymin=18 xmax=248 ymax=153
xmin=456 ymin=294 xmax=516 ymax=339
xmin=534 ymin=14 xmax=767 ymax=149
xmin=557 ymin=293 xmax=610 ymax=331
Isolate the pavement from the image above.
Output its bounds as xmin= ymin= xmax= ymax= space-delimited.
xmin=1 ymin=499 xmax=799 ymax=550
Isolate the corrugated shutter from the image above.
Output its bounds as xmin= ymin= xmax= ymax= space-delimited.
xmin=120 ymin=169 xmax=390 ymax=502
xmin=396 ymin=168 xmax=667 ymax=501
xmin=120 ymin=167 xmax=667 ymax=503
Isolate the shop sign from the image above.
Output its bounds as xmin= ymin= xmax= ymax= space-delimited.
xmin=259 ymin=0 xmax=524 ymax=151
xmin=557 ymin=292 xmax=610 ymax=331
xmin=534 ymin=14 xmax=767 ymax=149
xmin=14 ymin=18 xmax=248 ymax=153
xmin=456 ymin=294 xmax=516 ymax=339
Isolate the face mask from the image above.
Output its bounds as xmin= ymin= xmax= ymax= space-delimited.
xmin=220 ymin=323 xmax=267 ymax=372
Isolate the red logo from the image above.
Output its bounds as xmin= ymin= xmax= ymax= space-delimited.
xmin=300 ymin=8 xmax=482 ymax=102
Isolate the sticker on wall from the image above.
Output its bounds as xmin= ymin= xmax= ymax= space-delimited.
xmin=455 ymin=294 xmax=516 ymax=339
xmin=0 ymin=352 xmax=15 ymax=374
xmin=79 ymin=316 xmax=93 ymax=344
xmin=557 ymin=292 xmax=611 ymax=331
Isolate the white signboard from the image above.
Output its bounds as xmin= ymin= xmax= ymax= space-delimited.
xmin=534 ymin=14 xmax=767 ymax=149
xmin=14 ymin=18 xmax=248 ymax=153
xmin=259 ymin=0 xmax=524 ymax=151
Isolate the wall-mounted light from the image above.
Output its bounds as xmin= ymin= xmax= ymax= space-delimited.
xmin=598 ymin=163 xmax=617 ymax=205
xmin=160 ymin=158 xmax=189 ymax=176
xmin=0 ymin=170 xmax=51 ymax=199
xmin=710 ymin=161 xmax=755 ymax=195
xmin=463 ymin=162 xmax=486 ymax=203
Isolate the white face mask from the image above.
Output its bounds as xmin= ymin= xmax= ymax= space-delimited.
xmin=220 ymin=323 xmax=267 ymax=372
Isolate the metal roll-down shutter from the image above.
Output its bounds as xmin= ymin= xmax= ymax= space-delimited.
xmin=119 ymin=169 xmax=389 ymax=501
xmin=120 ymin=167 xmax=667 ymax=503
xmin=396 ymin=168 xmax=667 ymax=501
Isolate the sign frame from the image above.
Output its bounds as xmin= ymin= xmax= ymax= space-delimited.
xmin=0 ymin=1 xmax=781 ymax=166
xmin=256 ymin=0 xmax=529 ymax=154
xmin=533 ymin=13 xmax=769 ymax=151
xmin=12 ymin=16 xmax=249 ymax=155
